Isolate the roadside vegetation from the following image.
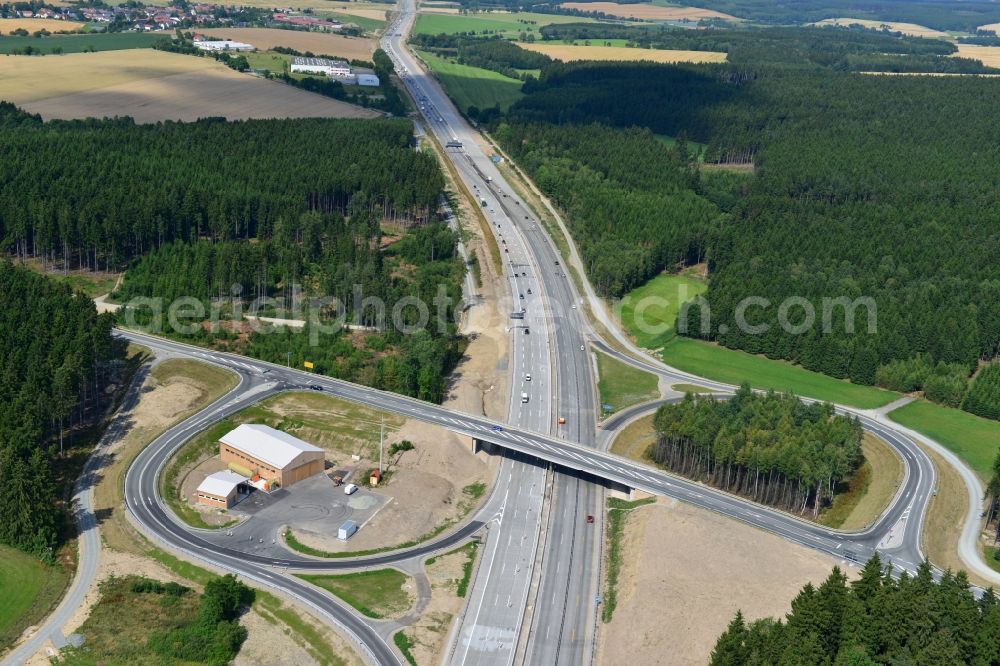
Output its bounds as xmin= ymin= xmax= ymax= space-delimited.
xmin=298 ymin=569 xmax=413 ymax=619
xmin=394 ymin=631 xmax=418 ymax=666
xmin=888 ymin=400 xmax=1000 ymax=480
xmin=53 ymin=574 xmax=254 ymax=665
xmin=595 ymin=351 xmax=659 ymax=414
xmin=602 ymin=496 xmax=656 ymax=623
xmin=816 ymin=434 xmax=903 ymax=530
xmin=0 ymin=544 xmax=70 ymax=650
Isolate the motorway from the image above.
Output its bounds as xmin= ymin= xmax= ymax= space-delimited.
xmin=381 ymin=3 xmax=604 ymax=665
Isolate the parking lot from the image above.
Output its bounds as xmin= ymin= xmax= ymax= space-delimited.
xmin=201 ymin=470 xmax=390 ymax=558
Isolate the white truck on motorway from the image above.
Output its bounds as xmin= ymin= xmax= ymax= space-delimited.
xmin=521 ymin=392 xmax=529 ymax=403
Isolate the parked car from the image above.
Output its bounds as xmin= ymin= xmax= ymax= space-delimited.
xmin=344 ymin=483 xmax=358 ymax=495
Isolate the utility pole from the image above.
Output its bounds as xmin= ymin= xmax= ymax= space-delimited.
xmin=379 ymin=416 xmax=384 ymax=474
xmin=285 ymin=351 xmax=290 ymax=368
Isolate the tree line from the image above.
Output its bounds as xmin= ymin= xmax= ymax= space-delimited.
xmin=0 ymin=261 xmax=123 ymax=558
xmin=651 ymin=385 xmax=862 ymax=517
xmin=711 ymin=555 xmax=1000 ymax=664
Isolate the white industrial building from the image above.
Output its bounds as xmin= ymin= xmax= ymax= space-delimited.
xmin=196 ymin=470 xmax=250 ymax=508
xmin=219 ymin=423 xmax=325 ymax=488
xmin=194 ymin=39 xmax=255 ymax=52
xmin=290 ymin=56 xmax=352 ymax=78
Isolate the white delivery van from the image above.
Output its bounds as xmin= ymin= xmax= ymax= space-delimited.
xmin=344 ymin=483 xmax=358 ymax=495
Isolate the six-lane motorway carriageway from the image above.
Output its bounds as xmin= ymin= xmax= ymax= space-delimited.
xmin=89 ymin=7 xmax=936 ymax=666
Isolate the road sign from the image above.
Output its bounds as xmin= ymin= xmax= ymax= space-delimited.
xmin=303 ymin=361 xmax=314 ymax=369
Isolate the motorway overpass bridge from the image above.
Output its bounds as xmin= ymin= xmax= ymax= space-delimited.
xmin=119 ymin=329 xmax=928 ymax=574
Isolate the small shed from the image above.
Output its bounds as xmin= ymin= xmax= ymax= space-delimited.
xmin=196 ymin=470 xmax=249 ymax=508
xmin=369 ymin=469 xmax=382 ymax=486
xmin=338 ymin=520 xmax=358 ymax=540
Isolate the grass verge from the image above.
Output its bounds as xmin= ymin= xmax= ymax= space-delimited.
xmin=298 ymin=569 xmax=412 ymax=619
xmin=917 ymin=443 xmax=992 ymax=587
xmin=50 ymin=575 xmax=200 ymax=663
xmin=394 ymin=631 xmax=418 ymax=666
xmin=0 ymin=545 xmax=70 ymax=650
xmin=426 ymin=540 xmax=480 ymax=598
xmin=602 ymin=496 xmax=656 ymax=623
xmin=888 ymin=399 xmax=1000 ymax=480
xmin=596 ymin=351 xmax=660 ymax=415
xmin=255 ymin=590 xmax=350 ymax=666
xmin=660 ymin=337 xmax=897 ymax=409
xmin=817 ymin=433 xmax=904 ymax=530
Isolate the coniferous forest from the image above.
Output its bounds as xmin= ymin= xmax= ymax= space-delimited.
xmin=651 ymin=385 xmax=862 ymax=516
xmin=711 ymin=555 xmax=1000 ymax=665
xmin=0 ymin=262 xmax=123 ymax=557
xmin=0 ymin=103 xmax=466 ymax=404
xmin=481 ymin=27 xmax=1000 ymax=418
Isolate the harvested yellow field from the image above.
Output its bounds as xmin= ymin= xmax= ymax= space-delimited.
xmin=518 ymin=42 xmax=727 ymax=63
xmin=560 ymin=2 xmax=737 ymax=21
xmin=196 ymin=27 xmax=375 ymax=60
xmin=955 ymin=44 xmax=1000 ymax=68
xmin=0 ymin=17 xmax=86 ymax=33
xmin=0 ymin=49 xmax=379 ymax=122
xmin=0 ymin=49 xmax=218 ymax=103
xmin=979 ymin=22 xmax=1000 ymax=34
xmin=812 ymin=17 xmax=948 ymax=39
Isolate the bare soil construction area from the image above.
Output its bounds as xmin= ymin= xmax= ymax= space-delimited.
xmin=196 ymin=28 xmax=376 ymax=60
xmin=517 ymin=42 xmax=727 ymax=64
xmin=598 ymin=498 xmax=847 ymax=665
xmin=3 ymin=50 xmax=378 ymax=122
xmin=560 ymin=1 xmax=737 ymax=21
